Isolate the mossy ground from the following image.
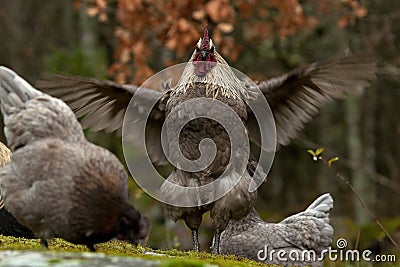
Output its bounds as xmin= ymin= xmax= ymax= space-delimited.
xmin=0 ymin=235 xmax=269 ymax=267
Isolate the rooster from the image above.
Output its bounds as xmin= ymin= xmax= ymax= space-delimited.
xmin=37 ymin=25 xmax=375 ymax=253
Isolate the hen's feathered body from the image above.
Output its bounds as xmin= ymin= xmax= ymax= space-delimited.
xmin=220 ymin=193 xmax=334 ymax=266
xmin=0 ymin=203 xmax=36 ymax=238
xmin=0 ymin=142 xmax=35 ymax=239
xmin=0 ymin=67 xmax=149 ymax=250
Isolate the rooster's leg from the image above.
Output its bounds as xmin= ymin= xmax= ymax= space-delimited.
xmin=40 ymin=238 xmax=49 ymax=249
xmin=192 ymin=229 xmax=200 ymax=251
xmin=87 ymin=244 xmax=96 ymax=252
xmin=212 ymin=232 xmax=220 ymax=254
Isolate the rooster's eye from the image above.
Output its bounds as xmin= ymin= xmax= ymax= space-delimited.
xmin=210 ymin=47 xmax=214 ymax=53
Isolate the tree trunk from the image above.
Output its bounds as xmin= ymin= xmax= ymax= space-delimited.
xmin=346 ymin=95 xmax=371 ymax=224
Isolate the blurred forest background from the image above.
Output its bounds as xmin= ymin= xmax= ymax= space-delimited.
xmin=0 ymin=0 xmax=399 ymax=257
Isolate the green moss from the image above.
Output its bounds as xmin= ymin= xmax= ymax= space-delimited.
xmin=0 ymin=235 xmax=271 ymax=267
xmin=150 ymin=249 xmax=266 ymax=267
xmin=47 ymin=259 xmax=62 ymax=264
xmin=158 ymin=258 xmax=208 ymax=267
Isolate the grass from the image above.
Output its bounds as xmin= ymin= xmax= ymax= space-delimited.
xmin=0 ymin=235 xmax=269 ymax=267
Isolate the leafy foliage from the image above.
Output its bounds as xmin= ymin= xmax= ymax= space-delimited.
xmin=79 ymin=0 xmax=368 ymax=83
xmin=307 ymin=148 xmax=324 ymax=161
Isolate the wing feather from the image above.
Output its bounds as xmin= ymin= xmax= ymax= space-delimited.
xmin=247 ymin=55 xmax=376 ymax=147
xmin=37 ymin=74 xmax=170 ymax=165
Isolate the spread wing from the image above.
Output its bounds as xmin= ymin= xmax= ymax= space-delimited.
xmin=246 ymin=55 xmax=376 ymax=148
xmin=37 ymin=75 xmax=170 ymax=165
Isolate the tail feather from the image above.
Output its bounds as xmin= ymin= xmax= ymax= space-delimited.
xmin=0 ymin=66 xmax=85 ymax=150
xmin=0 ymin=66 xmax=42 ymax=108
xmin=281 ymin=193 xmax=334 ymax=254
xmin=306 ymin=193 xmax=333 ymax=213
xmin=281 ymin=193 xmax=333 ymax=224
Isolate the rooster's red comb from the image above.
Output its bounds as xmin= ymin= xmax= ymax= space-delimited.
xmin=200 ymin=25 xmax=210 ymax=50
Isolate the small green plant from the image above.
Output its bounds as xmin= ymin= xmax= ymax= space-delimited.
xmin=307 ymin=147 xmax=400 ymax=252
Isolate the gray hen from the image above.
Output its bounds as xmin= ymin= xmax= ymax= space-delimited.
xmin=0 ymin=66 xmax=150 ymax=251
xmin=37 ymin=25 xmax=374 ymax=253
xmin=220 ymin=193 xmax=334 ymax=266
xmin=0 ymin=141 xmax=35 ymax=238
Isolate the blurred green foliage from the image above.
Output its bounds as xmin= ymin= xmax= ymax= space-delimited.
xmin=45 ymin=45 xmax=108 ymax=77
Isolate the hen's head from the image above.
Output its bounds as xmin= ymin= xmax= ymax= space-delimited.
xmin=116 ymin=206 xmax=150 ymax=245
xmin=192 ymin=25 xmax=217 ymax=77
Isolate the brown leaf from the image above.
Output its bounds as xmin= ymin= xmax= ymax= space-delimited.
xmin=177 ymin=18 xmax=191 ymax=31
xmin=132 ymin=41 xmax=147 ymax=56
xmin=206 ymin=0 xmax=234 ymax=22
xmin=166 ymin=37 xmax=178 ymax=50
xmin=213 ymin=28 xmax=223 ymax=44
xmin=354 ymin=7 xmax=367 ymax=17
xmin=237 ymin=1 xmax=254 ymax=19
xmin=86 ymin=7 xmax=99 ymax=17
xmin=338 ymin=15 xmax=350 ymax=28
xmin=99 ymin=13 xmax=108 ymax=22
xmin=192 ymin=9 xmax=206 ymax=21
xmin=220 ymin=37 xmax=240 ymax=61
xmin=134 ymin=65 xmax=154 ymax=84
xmin=109 ymin=63 xmax=131 ymax=84
xmin=73 ymin=0 xmax=81 ymax=10
xmin=120 ymin=47 xmax=131 ymax=63
xmin=217 ymin=22 xmax=234 ymax=33
xmin=95 ymin=0 xmax=107 ymax=9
